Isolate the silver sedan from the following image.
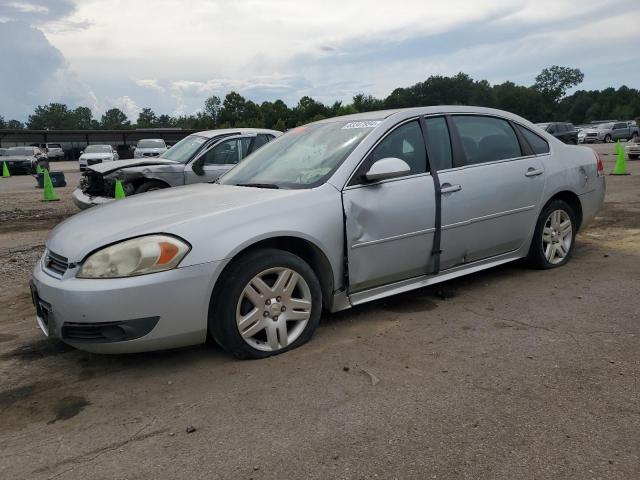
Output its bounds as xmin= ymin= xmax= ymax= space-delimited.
xmin=31 ymin=106 xmax=605 ymax=358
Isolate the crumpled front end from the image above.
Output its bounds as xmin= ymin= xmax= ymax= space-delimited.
xmin=74 ymin=169 xmax=135 ymax=209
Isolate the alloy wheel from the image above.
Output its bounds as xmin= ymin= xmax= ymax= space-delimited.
xmin=236 ymin=267 xmax=312 ymax=352
xmin=542 ymin=209 xmax=573 ymax=265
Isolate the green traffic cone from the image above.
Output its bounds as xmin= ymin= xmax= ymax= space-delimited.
xmin=42 ymin=170 xmax=59 ymax=201
xmin=114 ymin=179 xmax=126 ymax=199
xmin=36 ymin=163 xmax=43 ymax=174
xmin=611 ymin=140 xmax=630 ymax=175
xmin=1 ymin=161 xmax=9 ymax=178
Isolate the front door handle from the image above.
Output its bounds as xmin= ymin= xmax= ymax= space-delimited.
xmin=441 ymin=183 xmax=462 ymax=194
xmin=525 ymin=168 xmax=544 ymax=177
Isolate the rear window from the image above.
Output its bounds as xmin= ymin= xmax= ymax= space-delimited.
xmin=452 ymin=115 xmax=522 ymax=165
xmin=516 ymin=125 xmax=550 ymax=155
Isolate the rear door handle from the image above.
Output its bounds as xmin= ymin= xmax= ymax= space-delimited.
xmin=441 ymin=183 xmax=462 ymax=194
xmin=525 ymin=168 xmax=544 ymax=177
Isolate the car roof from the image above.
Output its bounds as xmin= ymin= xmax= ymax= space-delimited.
xmin=312 ymin=106 xmax=543 ymax=126
xmin=194 ymin=128 xmax=282 ymax=138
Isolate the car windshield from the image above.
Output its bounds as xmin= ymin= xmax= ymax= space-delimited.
xmin=596 ymin=123 xmax=613 ymax=130
xmin=7 ymin=147 xmax=32 ymax=156
xmin=219 ymin=121 xmax=378 ymax=189
xmin=160 ymin=135 xmax=208 ymax=163
xmin=85 ymin=145 xmax=112 ymax=153
xmin=137 ymin=139 xmax=165 ymax=149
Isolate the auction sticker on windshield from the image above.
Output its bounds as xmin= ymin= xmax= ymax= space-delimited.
xmin=341 ymin=121 xmax=382 ymax=129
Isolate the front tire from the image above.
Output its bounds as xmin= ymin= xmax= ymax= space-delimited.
xmin=209 ymin=249 xmax=322 ymax=359
xmin=528 ymin=200 xmax=577 ymax=269
xmin=135 ymin=180 xmax=168 ymax=193
xmin=604 ymin=134 xmax=612 ymax=143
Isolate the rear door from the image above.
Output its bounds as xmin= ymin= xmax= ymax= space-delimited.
xmin=612 ymin=122 xmax=628 ymax=140
xmin=438 ymin=115 xmax=546 ymax=266
xmin=343 ymin=119 xmax=436 ymax=292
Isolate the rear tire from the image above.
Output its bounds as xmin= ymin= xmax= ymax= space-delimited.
xmin=604 ymin=134 xmax=612 ymax=143
xmin=209 ymin=248 xmax=322 ymax=359
xmin=528 ymin=199 xmax=577 ymax=269
xmin=135 ymin=180 xmax=168 ymax=193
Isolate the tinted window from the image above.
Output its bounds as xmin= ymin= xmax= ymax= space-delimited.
xmin=452 ymin=116 xmax=521 ymax=165
xmin=239 ymin=138 xmax=252 ymax=158
xmin=370 ymin=120 xmax=426 ymax=175
xmin=516 ymin=125 xmax=550 ymax=154
xmin=203 ymin=139 xmax=240 ymax=165
xmin=613 ymin=123 xmax=626 ymax=129
xmin=424 ymin=116 xmax=452 ymax=171
xmin=557 ymin=124 xmax=567 ymax=132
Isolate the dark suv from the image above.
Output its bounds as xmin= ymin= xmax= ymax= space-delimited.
xmin=536 ymin=122 xmax=578 ymax=144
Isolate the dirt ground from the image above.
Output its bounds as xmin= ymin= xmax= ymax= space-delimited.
xmin=0 ymin=146 xmax=638 ymax=480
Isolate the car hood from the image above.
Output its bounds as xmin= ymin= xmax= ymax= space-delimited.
xmin=47 ymin=183 xmax=307 ymax=262
xmin=87 ymin=158 xmax=179 ymax=174
xmin=81 ymin=153 xmax=113 ymax=160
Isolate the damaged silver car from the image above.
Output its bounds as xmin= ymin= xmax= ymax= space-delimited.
xmin=72 ymin=128 xmax=281 ymax=209
xmin=33 ymin=107 xmax=604 ymax=358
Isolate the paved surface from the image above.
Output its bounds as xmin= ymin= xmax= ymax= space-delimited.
xmin=0 ymin=144 xmax=638 ymax=479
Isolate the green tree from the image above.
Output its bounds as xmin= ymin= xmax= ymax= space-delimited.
xmin=27 ymin=103 xmax=76 ymax=129
xmin=273 ymin=118 xmax=287 ymax=132
xmin=101 ymin=108 xmax=130 ymax=129
xmin=7 ymin=119 xmax=24 ymax=129
xmin=204 ymin=95 xmax=221 ymax=126
xmin=155 ymin=114 xmax=175 ymax=128
xmin=0 ymin=115 xmax=5 ymax=129
xmin=73 ymin=106 xmax=94 ymax=129
xmin=220 ymin=92 xmax=246 ymax=127
xmin=534 ymin=66 xmax=584 ymax=104
xmin=136 ymin=108 xmax=157 ymax=128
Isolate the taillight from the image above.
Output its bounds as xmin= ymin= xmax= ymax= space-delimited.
xmin=595 ymin=151 xmax=604 ymax=176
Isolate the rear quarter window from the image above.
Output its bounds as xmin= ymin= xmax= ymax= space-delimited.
xmin=516 ymin=125 xmax=550 ymax=155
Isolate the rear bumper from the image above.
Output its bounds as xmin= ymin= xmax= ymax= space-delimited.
xmin=31 ymin=258 xmax=223 ymax=353
xmin=579 ymin=178 xmax=606 ymax=230
xmin=72 ymin=188 xmax=113 ymax=210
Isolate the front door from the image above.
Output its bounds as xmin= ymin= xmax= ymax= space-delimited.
xmin=343 ymin=120 xmax=436 ymax=293
xmin=184 ymin=137 xmax=251 ymax=184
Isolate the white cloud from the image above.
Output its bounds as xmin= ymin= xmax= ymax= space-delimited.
xmin=112 ymin=95 xmax=141 ymax=120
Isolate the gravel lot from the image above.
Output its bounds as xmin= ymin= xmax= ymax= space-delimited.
xmin=0 ymin=146 xmax=638 ymax=479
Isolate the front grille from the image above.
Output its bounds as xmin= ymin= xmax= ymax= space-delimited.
xmin=87 ymin=158 xmax=103 ymax=166
xmin=142 ymin=152 xmax=159 ymax=157
xmin=587 ymin=133 xmax=598 ymax=137
xmin=45 ymin=250 xmax=69 ymax=276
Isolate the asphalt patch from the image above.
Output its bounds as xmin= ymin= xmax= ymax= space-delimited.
xmin=47 ymin=395 xmax=91 ymax=424
xmin=0 ymin=384 xmax=36 ymax=408
xmin=1 ymin=338 xmax=73 ymax=361
xmin=0 ymin=333 xmax=18 ymax=343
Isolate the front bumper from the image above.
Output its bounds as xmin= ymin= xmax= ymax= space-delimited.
xmin=31 ymin=258 xmax=223 ymax=353
xmin=72 ymin=188 xmax=114 ymax=210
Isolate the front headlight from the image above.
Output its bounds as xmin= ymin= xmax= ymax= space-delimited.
xmin=77 ymin=235 xmax=190 ymax=278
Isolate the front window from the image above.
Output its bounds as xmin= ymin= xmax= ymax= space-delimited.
xmin=85 ymin=145 xmax=112 ymax=153
xmin=596 ymin=123 xmax=613 ymax=130
xmin=160 ymin=135 xmax=207 ymax=163
xmin=219 ymin=121 xmax=377 ymax=189
xmin=137 ymin=139 xmax=166 ymax=149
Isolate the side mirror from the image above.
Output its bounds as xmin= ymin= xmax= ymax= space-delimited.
xmin=80 ymin=150 xmax=84 ymax=154
xmin=365 ymin=157 xmax=411 ymax=182
xmin=192 ymin=157 xmax=205 ymax=176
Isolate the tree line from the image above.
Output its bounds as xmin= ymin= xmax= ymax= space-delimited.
xmin=1 ymin=66 xmax=639 ymax=132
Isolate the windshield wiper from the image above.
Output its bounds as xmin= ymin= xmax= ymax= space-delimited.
xmin=234 ymin=183 xmax=280 ymax=189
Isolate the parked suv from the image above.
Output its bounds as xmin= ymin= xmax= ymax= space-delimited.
xmin=73 ymin=128 xmax=281 ymax=209
xmin=78 ymin=145 xmax=119 ymax=171
xmin=30 ymin=143 xmax=65 ymax=160
xmin=579 ymin=121 xmax=639 ymax=143
xmin=1 ymin=146 xmax=49 ymax=174
xmin=536 ymin=123 xmax=578 ymax=144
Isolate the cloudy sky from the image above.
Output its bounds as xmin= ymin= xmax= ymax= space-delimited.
xmin=1 ymin=0 xmax=639 ymax=122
